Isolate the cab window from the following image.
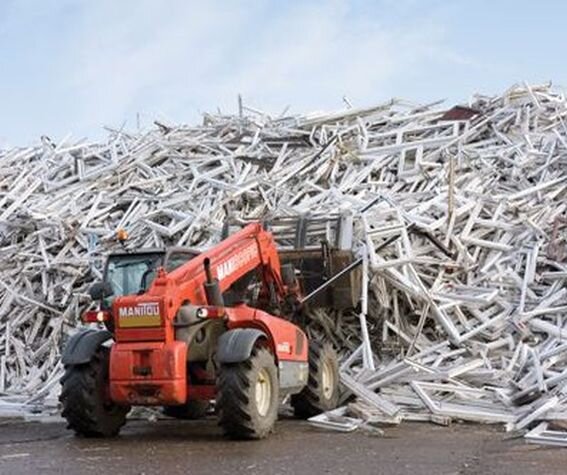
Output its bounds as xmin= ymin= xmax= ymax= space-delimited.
xmin=165 ymin=252 xmax=198 ymax=272
xmin=105 ymin=254 xmax=163 ymax=298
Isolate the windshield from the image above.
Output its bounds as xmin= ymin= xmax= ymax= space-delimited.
xmin=105 ymin=254 xmax=164 ymax=299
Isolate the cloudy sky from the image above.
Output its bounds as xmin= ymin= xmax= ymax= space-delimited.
xmin=0 ymin=0 xmax=564 ymax=145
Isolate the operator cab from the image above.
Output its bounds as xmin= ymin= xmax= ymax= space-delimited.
xmin=91 ymin=247 xmax=199 ymax=306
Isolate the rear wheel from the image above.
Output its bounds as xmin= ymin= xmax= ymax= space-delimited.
xmin=60 ymin=346 xmax=130 ymax=437
xmin=163 ymin=400 xmax=210 ymax=420
xmin=291 ymin=341 xmax=339 ymax=418
xmin=217 ymin=346 xmax=279 ymax=439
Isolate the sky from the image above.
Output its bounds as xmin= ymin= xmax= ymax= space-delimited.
xmin=0 ymin=0 xmax=565 ymax=146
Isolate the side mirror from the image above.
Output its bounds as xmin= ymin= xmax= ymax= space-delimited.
xmin=89 ymin=281 xmax=114 ymax=300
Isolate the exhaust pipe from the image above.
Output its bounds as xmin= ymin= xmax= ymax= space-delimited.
xmin=203 ymin=258 xmax=224 ymax=307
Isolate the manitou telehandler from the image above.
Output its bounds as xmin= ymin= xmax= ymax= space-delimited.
xmin=60 ymin=220 xmax=358 ymax=439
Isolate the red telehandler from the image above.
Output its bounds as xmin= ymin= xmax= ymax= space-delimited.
xmin=60 ymin=222 xmax=346 ymax=439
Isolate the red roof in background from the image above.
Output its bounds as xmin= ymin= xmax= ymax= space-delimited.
xmin=440 ymin=105 xmax=481 ymax=121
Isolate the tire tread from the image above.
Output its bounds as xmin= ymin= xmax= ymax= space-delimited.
xmin=217 ymin=346 xmax=278 ymax=439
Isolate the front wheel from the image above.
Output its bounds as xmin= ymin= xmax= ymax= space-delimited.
xmin=60 ymin=346 xmax=130 ymax=437
xmin=216 ymin=346 xmax=279 ymax=439
xmin=291 ymin=341 xmax=339 ymax=418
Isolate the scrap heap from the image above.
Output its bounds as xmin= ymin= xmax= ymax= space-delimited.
xmin=0 ymin=83 xmax=566 ymax=445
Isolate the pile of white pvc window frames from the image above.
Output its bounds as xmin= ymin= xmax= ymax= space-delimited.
xmin=0 ymin=83 xmax=565 ymax=447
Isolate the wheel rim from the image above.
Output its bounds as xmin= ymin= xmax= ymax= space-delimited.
xmin=255 ymin=368 xmax=272 ymax=417
xmin=321 ymin=359 xmax=335 ymax=400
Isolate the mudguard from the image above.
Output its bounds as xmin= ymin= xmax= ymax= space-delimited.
xmin=217 ymin=328 xmax=267 ymax=364
xmin=61 ymin=329 xmax=112 ymax=365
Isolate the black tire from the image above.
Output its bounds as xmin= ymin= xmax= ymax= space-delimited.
xmin=60 ymin=346 xmax=130 ymax=437
xmin=163 ymin=400 xmax=210 ymax=420
xmin=291 ymin=341 xmax=339 ymax=419
xmin=217 ymin=346 xmax=279 ymax=439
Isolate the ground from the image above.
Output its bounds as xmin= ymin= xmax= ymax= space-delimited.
xmin=0 ymin=416 xmax=566 ymax=475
